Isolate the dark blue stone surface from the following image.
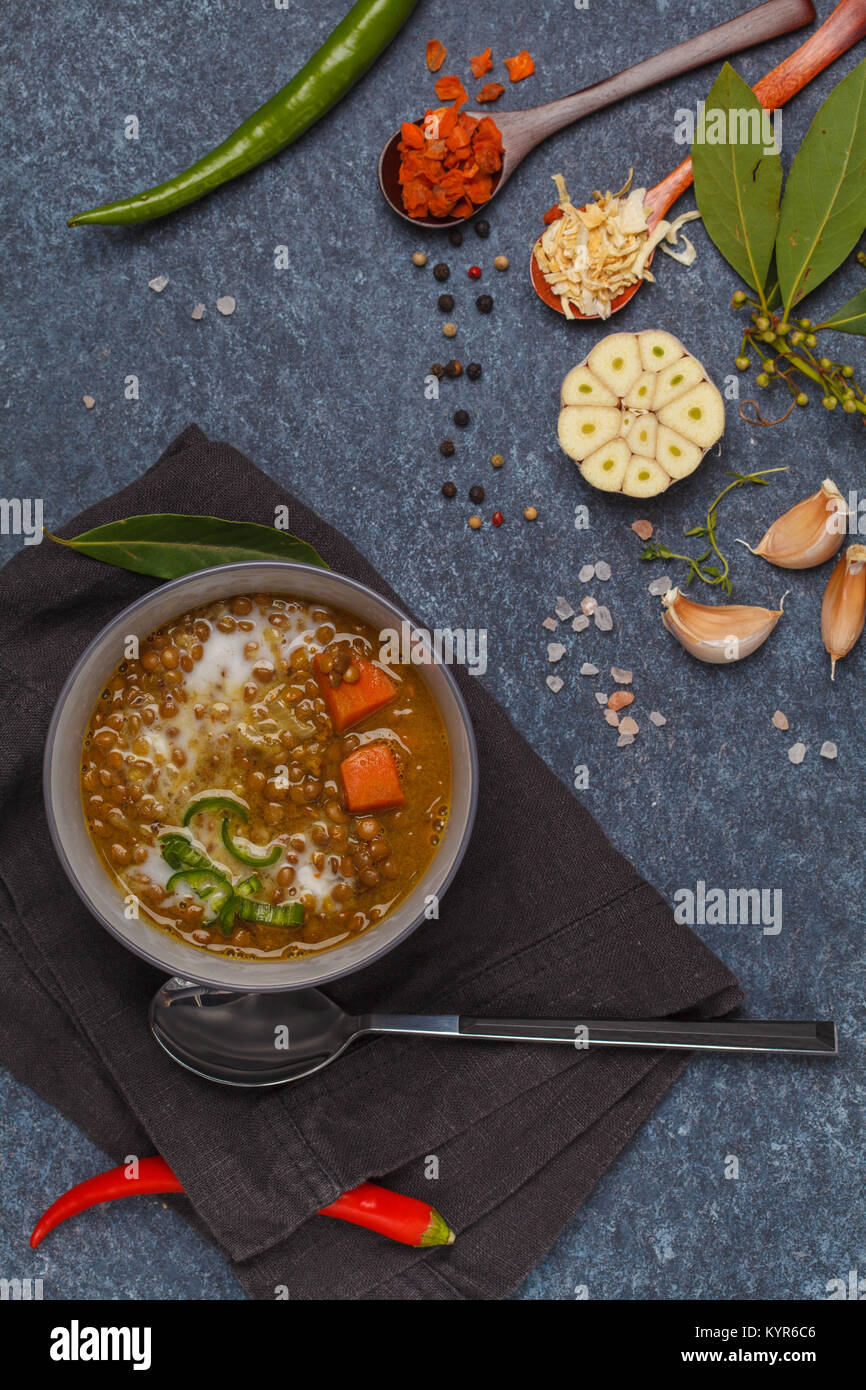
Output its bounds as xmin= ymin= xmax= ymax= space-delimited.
xmin=1 ymin=0 xmax=863 ymax=1300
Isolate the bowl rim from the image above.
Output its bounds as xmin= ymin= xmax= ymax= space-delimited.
xmin=43 ymin=560 xmax=479 ymax=992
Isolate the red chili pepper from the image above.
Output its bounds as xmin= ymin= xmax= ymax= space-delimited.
xmin=468 ymin=265 xmax=482 ymax=279
xmin=29 ymin=1158 xmax=455 ymax=1250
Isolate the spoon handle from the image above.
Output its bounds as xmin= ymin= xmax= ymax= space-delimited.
xmin=501 ymin=0 xmax=816 ymax=154
xmin=364 ymin=1015 xmax=837 ymax=1055
xmin=645 ymin=0 xmax=866 ymax=221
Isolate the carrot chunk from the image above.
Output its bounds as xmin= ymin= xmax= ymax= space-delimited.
xmin=504 ymin=50 xmax=535 ymax=82
xmin=476 ymin=82 xmax=505 ymax=103
xmin=426 ymin=40 xmax=447 ymax=73
xmin=470 ymin=47 xmax=493 ymax=79
xmin=401 ymin=121 xmax=425 ymax=149
xmin=434 ymin=75 xmax=468 ymax=105
xmin=341 ymin=745 xmax=405 ymax=815
xmin=314 ymin=655 xmax=397 ymax=733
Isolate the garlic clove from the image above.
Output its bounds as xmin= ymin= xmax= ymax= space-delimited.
xmin=661 ymin=587 xmax=783 ymax=663
xmin=625 ymin=413 xmax=658 ymax=456
xmin=580 ymin=437 xmax=631 ymax=491
xmin=637 ymin=330 xmax=685 ymax=374
xmin=821 ymin=543 xmax=866 ymax=679
xmin=652 ymin=355 xmax=705 ymax=411
xmin=625 ymin=371 xmax=657 ymax=410
xmin=560 ymin=364 xmax=617 ymax=407
xmin=655 ymin=425 xmax=702 ymax=480
xmin=587 ymin=332 xmax=643 ymax=397
xmin=623 ymin=454 xmax=669 ymax=498
xmin=657 ymin=381 xmax=726 ymax=450
xmin=557 ymin=405 xmax=622 ymax=461
xmin=740 ymin=478 xmax=847 ymax=570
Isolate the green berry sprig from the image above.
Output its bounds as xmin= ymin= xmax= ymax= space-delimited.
xmin=730 ymin=290 xmax=865 ymax=425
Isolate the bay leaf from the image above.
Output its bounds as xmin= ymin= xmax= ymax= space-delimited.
xmin=46 ymin=513 xmax=328 ymax=578
xmin=819 ymin=288 xmax=866 ymax=336
xmin=776 ymin=58 xmax=866 ymax=314
xmin=691 ymin=63 xmax=781 ymax=293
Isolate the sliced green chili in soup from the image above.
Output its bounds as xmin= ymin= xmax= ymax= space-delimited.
xmin=81 ymin=595 xmax=451 ymax=959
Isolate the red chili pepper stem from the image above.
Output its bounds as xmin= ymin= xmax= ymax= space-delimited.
xmin=30 ymin=1161 xmax=455 ymax=1250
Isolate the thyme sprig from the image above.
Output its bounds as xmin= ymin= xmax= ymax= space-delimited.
xmin=639 ymin=467 xmax=787 ymax=594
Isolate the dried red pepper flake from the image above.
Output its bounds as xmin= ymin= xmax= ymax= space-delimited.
xmin=426 ymin=39 xmax=447 ymax=73
xmin=476 ymin=82 xmax=505 ymax=103
xmin=397 ymin=104 xmax=505 ymax=221
xmin=504 ymin=50 xmax=535 ymax=82
xmin=470 ymin=47 xmax=493 ymax=79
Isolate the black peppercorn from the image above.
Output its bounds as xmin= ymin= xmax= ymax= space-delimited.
xmin=476 ymin=294 xmax=493 ymax=314
xmin=448 ymin=229 xmax=463 ymax=247
xmin=474 ymin=220 xmax=490 ymax=239
xmin=433 ymin=263 xmax=450 ymax=282
xmin=469 ymin=484 xmax=485 ymax=503
xmin=440 ymin=439 xmax=455 ymax=457
xmin=430 ymin=363 xmax=445 ymax=378
xmin=454 ymin=409 xmax=469 ymax=428
xmin=445 ymin=359 xmax=463 ymax=378
xmin=466 ymin=362 xmax=482 ymax=381
xmin=437 ymin=293 xmax=454 ymax=312
xmin=441 ymin=480 xmax=457 ymax=498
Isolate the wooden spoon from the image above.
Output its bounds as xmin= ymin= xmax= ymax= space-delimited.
xmin=377 ymin=0 xmax=816 ymax=230
xmin=531 ymin=0 xmax=866 ymax=320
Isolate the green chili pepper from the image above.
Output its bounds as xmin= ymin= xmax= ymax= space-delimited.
xmin=158 ymin=833 xmax=218 ymax=874
xmin=165 ymin=869 xmax=233 ymax=914
xmin=236 ymin=875 xmax=262 ymax=897
xmin=67 ymin=0 xmax=419 ymax=228
xmin=220 ymin=818 xmax=282 ymax=868
xmin=182 ymin=795 xmax=249 ymax=828
xmin=235 ymin=898 xmax=305 ymax=928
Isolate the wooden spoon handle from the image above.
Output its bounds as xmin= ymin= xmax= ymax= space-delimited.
xmin=646 ymin=0 xmax=866 ymax=221
xmin=506 ymin=0 xmax=816 ymax=153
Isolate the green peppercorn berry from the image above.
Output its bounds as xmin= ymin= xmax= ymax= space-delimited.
xmin=799 ymin=318 xmax=811 ymax=330
xmin=842 ymin=400 xmax=857 ymax=413
xmin=822 ymin=397 xmax=836 ymax=410
xmin=776 ymin=322 xmax=791 ymax=336
xmin=842 ymin=365 xmax=854 ymax=378
xmin=765 ymin=361 xmax=776 ymax=374
xmin=735 ymin=356 xmax=750 ymax=372
xmin=756 ymin=373 xmax=770 ymax=388
xmin=731 ymin=291 xmax=746 ymax=306
xmin=796 ymin=392 xmax=809 ymax=406
xmin=755 ymin=316 xmax=770 ymax=332
xmin=761 ymin=331 xmax=776 ymax=344
xmin=819 ymin=357 xmax=832 ymax=371
xmin=790 ymin=331 xmax=804 ymax=346
xmin=805 ymin=333 xmax=818 ymax=348
xmin=843 ymin=388 xmax=855 ymax=400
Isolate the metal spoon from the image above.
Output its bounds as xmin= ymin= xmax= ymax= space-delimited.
xmin=531 ymin=0 xmax=866 ymax=320
xmin=150 ymin=978 xmax=836 ymax=1087
xmin=377 ymin=0 xmax=815 ymax=230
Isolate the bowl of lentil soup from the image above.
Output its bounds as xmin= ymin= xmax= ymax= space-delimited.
xmin=44 ymin=563 xmax=477 ymax=992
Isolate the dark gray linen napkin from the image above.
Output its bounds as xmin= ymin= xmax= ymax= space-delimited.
xmin=0 ymin=425 xmax=743 ymax=1300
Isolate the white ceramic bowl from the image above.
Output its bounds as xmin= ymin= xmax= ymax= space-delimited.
xmin=44 ymin=562 xmax=478 ymax=991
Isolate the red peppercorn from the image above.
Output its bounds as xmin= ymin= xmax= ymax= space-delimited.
xmin=468 ymin=265 xmax=482 ymax=280
xmin=492 ymin=511 xmax=504 ymax=527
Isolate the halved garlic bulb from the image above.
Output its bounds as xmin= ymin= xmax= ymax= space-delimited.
xmin=739 ymin=479 xmax=847 ymax=570
xmin=821 ymin=543 xmax=866 ymax=679
xmin=661 ymin=587 xmax=784 ymax=663
xmin=558 ymin=330 xmax=724 ymax=498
